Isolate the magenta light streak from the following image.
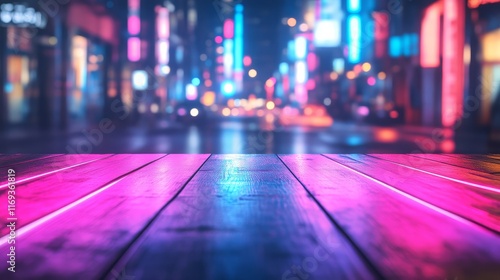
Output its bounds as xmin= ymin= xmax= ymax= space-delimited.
xmin=128 ymin=0 xmax=140 ymax=10
xmin=328 ymin=158 xmax=480 ymax=227
xmin=128 ymin=15 xmax=141 ymax=36
xmin=307 ymin=53 xmax=318 ymax=71
xmin=306 ymin=79 xmax=316 ymax=90
xmin=0 ymin=157 xmax=104 ymax=190
xmin=157 ymin=40 xmax=169 ymax=64
xmin=156 ymin=7 xmax=169 ymax=39
xmin=385 ymin=161 xmax=500 ymax=194
xmin=223 ymin=19 xmax=234 ymax=39
xmin=128 ymin=37 xmax=141 ymax=62
xmin=0 ymin=178 xmax=125 ymax=246
xmin=367 ymin=77 xmax=376 ymax=86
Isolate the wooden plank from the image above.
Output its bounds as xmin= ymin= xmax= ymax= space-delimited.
xmin=488 ymin=154 xmax=500 ymax=161
xmin=281 ymin=154 xmax=500 ymax=279
xmin=371 ymin=154 xmax=500 ymax=183
xmin=0 ymin=154 xmax=164 ymax=236
xmin=444 ymin=154 xmax=500 ymax=165
xmin=107 ymin=154 xmax=376 ymax=280
xmin=325 ymin=154 xmax=500 ymax=233
xmin=0 ymin=154 xmax=209 ymax=279
xmin=411 ymin=154 xmax=500 ymax=174
xmin=0 ymin=154 xmax=110 ymax=188
xmin=0 ymin=154 xmax=63 ymax=168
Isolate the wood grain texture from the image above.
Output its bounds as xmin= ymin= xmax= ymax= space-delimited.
xmin=280 ymin=154 xmax=500 ymax=280
xmin=411 ymin=154 xmax=500 ymax=174
xmin=0 ymin=154 xmax=63 ymax=168
xmin=444 ymin=154 xmax=500 ymax=165
xmin=371 ymin=154 xmax=500 ymax=184
xmin=325 ymin=154 xmax=500 ymax=233
xmin=0 ymin=154 xmax=110 ymax=186
xmin=108 ymin=154 xmax=376 ymax=280
xmin=0 ymin=154 xmax=209 ymax=280
xmin=0 ymin=154 xmax=164 ymax=236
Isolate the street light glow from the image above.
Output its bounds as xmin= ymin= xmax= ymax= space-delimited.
xmin=248 ymin=69 xmax=257 ymax=78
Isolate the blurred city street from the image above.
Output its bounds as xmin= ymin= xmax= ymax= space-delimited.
xmin=1 ymin=0 xmax=500 ymax=154
xmin=0 ymin=116 xmax=495 ymax=154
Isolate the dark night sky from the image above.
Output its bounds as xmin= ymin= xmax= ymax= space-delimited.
xmin=196 ymin=0 xmax=294 ymax=82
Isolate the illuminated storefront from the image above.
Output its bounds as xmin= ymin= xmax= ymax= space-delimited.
xmin=65 ymin=1 xmax=118 ymax=125
xmin=469 ymin=0 xmax=500 ymax=126
xmin=0 ymin=3 xmax=47 ymax=126
xmin=0 ymin=1 xmax=120 ymax=129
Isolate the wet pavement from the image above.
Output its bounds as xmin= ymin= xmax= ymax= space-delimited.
xmin=0 ymin=119 xmax=496 ymax=154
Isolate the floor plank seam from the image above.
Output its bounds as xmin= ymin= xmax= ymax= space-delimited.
xmin=321 ymin=154 xmax=500 ymax=237
xmin=0 ymin=154 xmax=116 ymax=190
xmin=365 ymin=154 xmax=500 ymax=194
xmin=0 ymin=154 xmax=169 ymax=244
xmin=101 ymin=154 xmax=213 ymax=280
xmin=0 ymin=154 xmax=64 ymax=168
xmin=276 ymin=154 xmax=386 ymax=280
xmin=409 ymin=154 xmax=500 ymax=174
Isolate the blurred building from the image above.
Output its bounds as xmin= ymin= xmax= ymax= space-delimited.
xmin=0 ymin=0 xmax=123 ymax=130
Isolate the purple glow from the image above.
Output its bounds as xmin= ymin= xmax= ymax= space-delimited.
xmin=128 ymin=15 xmax=141 ymax=36
xmin=223 ymin=19 xmax=234 ymax=39
xmin=367 ymin=77 xmax=376 ymax=86
xmin=157 ymin=40 xmax=169 ymax=64
xmin=128 ymin=37 xmax=141 ymax=62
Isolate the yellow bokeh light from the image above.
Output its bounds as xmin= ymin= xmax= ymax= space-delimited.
xmin=287 ymin=18 xmax=297 ymax=27
xmin=222 ymin=108 xmax=231 ymax=116
xmin=201 ymin=91 xmax=215 ymax=106
xmin=266 ymin=101 xmax=275 ymax=110
xmin=362 ymin=63 xmax=371 ymax=72
xmin=248 ymin=69 xmax=257 ymax=78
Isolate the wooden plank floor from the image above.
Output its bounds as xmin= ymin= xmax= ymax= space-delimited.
xmin=0 ymin=154 xmax=499 ymax=280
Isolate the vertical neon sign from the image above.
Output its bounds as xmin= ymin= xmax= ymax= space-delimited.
xmin=314 ymin=0 xmax=342 ymax=47
xmin=234 ymin=4 xmax=244 ymax=93
xmin=223 ymin=39 xmax=234 ymax=79
xmin=420 ymin=1 xmax=441 ymax=68
xmin=156 ymin=7 xmax=170 ymax=66
xmin=442 ymin=0 xmax=465 ymax=127
xmin=128 ymin=0 xmax=141 ymax=62
xmin=347 ymin=0 xmax=360 ymax=13
xmin=294 ymin=35 xmax=308 ymax=105
xmin=347 ymin=15 xmax=361 ymax=63
xmin=223 ymin=19 xmax=234 ymax=39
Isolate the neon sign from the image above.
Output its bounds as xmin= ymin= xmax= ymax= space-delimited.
xmin=442 ymin=0 xmax=465 ymax=127
xmin=468 ymin=0 xmax=500 ymax=8
xmin=0 ymin=3 xmax=47 ymax=28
